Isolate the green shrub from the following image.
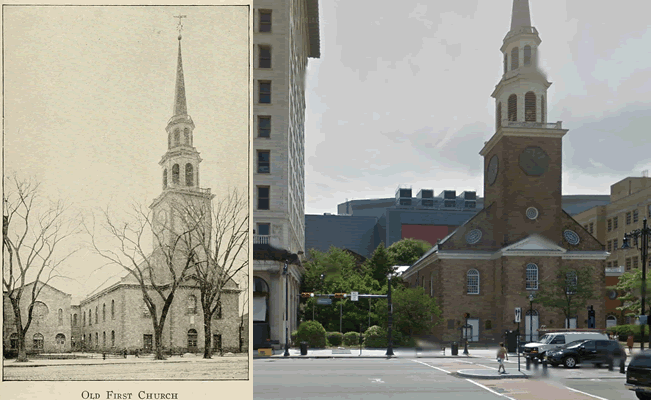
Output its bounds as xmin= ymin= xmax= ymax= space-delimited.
xmin=327 ymin=332 xmax=343 ymax=347
xmin=610 ymin=324 xmax=649 ymax=341
xmin=363 ymin=325 xmax=388 ymax=348
xmin=343 ymin=332 xmax=361 ymax=346
xmin=297 ymin=321 xmax=327 ymax=348
xmin=291 ymin=330 xmax=298 ymax=346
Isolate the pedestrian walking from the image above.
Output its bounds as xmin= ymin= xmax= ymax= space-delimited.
xmin=627 ymin=334 xmax=634 ymax=354
xmin=497 ymin=342 xmax=508 ymax=374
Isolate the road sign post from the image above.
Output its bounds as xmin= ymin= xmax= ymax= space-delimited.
xmin=351 ymin=291 xmax=359 ymax=301
xmin=515 ymin=307 xmax=522 ymax=323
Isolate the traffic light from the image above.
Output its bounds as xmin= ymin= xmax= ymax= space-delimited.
xmin=334 ymin=293 xmax=346 ymax=299
xmin=301 ymin=292 xmax=314 ymax=298
xmin=464 ymin=312 xmax=470 ymax=319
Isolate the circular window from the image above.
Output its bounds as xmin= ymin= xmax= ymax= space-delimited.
xmin=607 ymin=290 xmax=618 ymax=300
xmin=563 ymin=230 xmax=580 ymax=245
xmin=465 ymin=229 xmax=483 ymax=245
xmin=526 ymin=207 xmax=539 ymax=220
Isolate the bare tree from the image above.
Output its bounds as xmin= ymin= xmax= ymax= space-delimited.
xmin=3 ymin=176 xmax=79 ymax=361
xmin=177 ymin=189 xmax=248 ymax=358
xmin=86 ymin=202 xmax=202 ymax=360
xmin=239 ymin=269 xmax=249 ymax=352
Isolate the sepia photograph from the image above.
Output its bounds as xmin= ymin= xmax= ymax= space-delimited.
xmin=3 ymin=3 xmax=251 ymax=390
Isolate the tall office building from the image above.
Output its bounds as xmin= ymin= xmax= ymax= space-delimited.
xmin=252 ymin=1 xmax=320 ymax=349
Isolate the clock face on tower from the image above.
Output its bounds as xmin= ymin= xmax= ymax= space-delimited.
xmin=487 ymin=155 xmax=499 ymax=186
xmin=519 ymin=146 xmax=550 ymax=176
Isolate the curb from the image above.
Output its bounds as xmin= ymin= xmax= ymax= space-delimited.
xmin=253 ymin=355 xmax=481 ymax=360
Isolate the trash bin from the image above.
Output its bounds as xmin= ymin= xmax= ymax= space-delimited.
xmin=451 ymin=342 xmax=458 ymax=355
xmin=300 ymin=342 xmax=308 ymax=356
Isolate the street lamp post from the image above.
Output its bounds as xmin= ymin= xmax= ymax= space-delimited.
xmin=529 ymin=293 xmax=535 ymax=343
xmin=463 ymin=313 xmax=469 ymax=355
xmin=622 ymin=217 xmax=650 ymax=351
xmin=283 ymin=261 xmax=290 ymax=357
xmin=386 ymin=273 xmax=394 ymax=357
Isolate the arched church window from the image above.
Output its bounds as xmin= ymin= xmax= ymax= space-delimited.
xmin=168 ymin=134 xmax=171 ymax=149
xmin=503 ymin=53 xmax=508 ymax=74
xmin=497 ymin=102 xmax=502 ymax=129
xmin=541 ymin=96 xmax=545 ymax=123
xmin=33 ymin=333 xmax=44 ymax=350
xmin=184 ymin=128 xmax=190 ymax=145
xmin=511 ymin=47 xmax=519 ymax=70
xmin=163 ymin=169 xmax=168 ymax=189
xmin=58 ymin=308 xmax=63 ymax=325
xmin=467 ymin=269 xmax=480 ymax=294
xmin=111 ymin=299 xmax=115 ymax=319
xmin=89 ymin=309 xmax=92 ymax=325
xmin=508 ymin=94 xmax=517 ymax=121
xmin=524 ymin=45 xmax=532 ymax=66
xmin=172 ymin=164 xmax=180 ymax=184
xmin=185 ymin=164 xmax=194 ymax=187
xmin=526 ymin=263 xmax=539 ymax=290
xmin=95 ymin=306 xmax=98 ymax=324
xmin=525 ymin=92 xmax=536 ymax=122
xmin=103 ymin=303 xmax=106 ymax=322
xmin=174 ymin=129 xmax=180 ymax=146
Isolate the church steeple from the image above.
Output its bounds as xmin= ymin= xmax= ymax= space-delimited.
xmin=510 ymin=0 xmax=532 ymax=32
xmin=173 ymin=38 xmax=188 ymax=117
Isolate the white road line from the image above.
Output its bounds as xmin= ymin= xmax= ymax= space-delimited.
xmin=457 ymin=360 xmax=476 ymax=364
xmin=565 ymin=386 xmax=610 ymax=400
xmin=466 ymin=379 xmax=517 ymax=400
xmin=412 ymin=360 xmax=451 ymax=374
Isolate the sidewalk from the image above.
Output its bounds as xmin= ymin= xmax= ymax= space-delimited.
xmin=3 ymin=352 xmax=246 ymax=368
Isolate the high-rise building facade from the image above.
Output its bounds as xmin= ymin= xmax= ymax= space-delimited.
xmin=252 ymin=0 xmax=320 ymax=349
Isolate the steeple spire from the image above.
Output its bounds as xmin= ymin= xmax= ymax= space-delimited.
xmin=510 ymin=0 xmax=532 ymax=31
xmin=173 ymin=38 xmax=188 ymax=116
xmin=173 ymin=14 xmax=188 ymax=117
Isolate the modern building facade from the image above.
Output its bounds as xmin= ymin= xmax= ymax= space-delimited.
xmin=574 ymin=175 xmax=651 ymax=326
xmin=402 ymin=0 xmax=607 ymax=343
xmin=252 ymin=0 xmax=320 ymax=349
xmin=305 ymin=190 xmax=610 ymax=258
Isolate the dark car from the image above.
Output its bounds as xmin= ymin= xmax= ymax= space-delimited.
xmin=626 ymin=350 xmax=651 ymax=400
xmin=545 ymin=339 xmax=626 ymax=369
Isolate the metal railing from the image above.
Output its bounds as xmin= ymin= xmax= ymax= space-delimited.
xmin=253 ymin=235 xmax=281 ymax=246
xmin=502 ymin=120 xmax=563 ymax=129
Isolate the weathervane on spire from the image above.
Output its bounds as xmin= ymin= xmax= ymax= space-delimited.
xmin=174 ymin=15 xmax=187 ymax=40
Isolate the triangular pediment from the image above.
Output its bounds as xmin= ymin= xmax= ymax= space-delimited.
xmin=502 ymin=234 xmax=566 ymax=253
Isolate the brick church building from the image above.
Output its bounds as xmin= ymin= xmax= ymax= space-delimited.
xmin=402 ymin=0 xmax=607 ymax=343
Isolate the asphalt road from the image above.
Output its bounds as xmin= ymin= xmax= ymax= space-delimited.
xmin=254 ymin=357 xmax=634 ymax=400
xmin=255 ymin=358 xmax=518 ymax=400
xmin=3 ymin=358 xmax=248 ymax=380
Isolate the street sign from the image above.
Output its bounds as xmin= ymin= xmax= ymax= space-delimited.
xmin=351 ymin=291 xmax=359 ymax=301
xmin=515 ymin=307 xmax=522 ymax=323
xmin=317 ymin=298 xmax=332 ymax=305
xmin=639 ymin=315 xmax=648 ymax=325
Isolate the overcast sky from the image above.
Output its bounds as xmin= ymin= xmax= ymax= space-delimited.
xmin=303 ymin=0 xmax=651 ymax=215
xmin=4 ymin=5 xmax=249 ymax=300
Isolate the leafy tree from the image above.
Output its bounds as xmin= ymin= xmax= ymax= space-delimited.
xmin=532 ymin=265 xmax=596 ymax=328
xmin=300 ymin=247 xmax=379 ymax=332
xmin=364 ymin=242 xmax=393 ymax=286
xmin=386 ymin=238 xmax=432 ymax=266
xmin=375 ymin=286 xmax=441 ymax=338
xmin=3 ymin=176 xmax=80 ymax=362
xmin=611 ymin=268 xmax=651 ymax=317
